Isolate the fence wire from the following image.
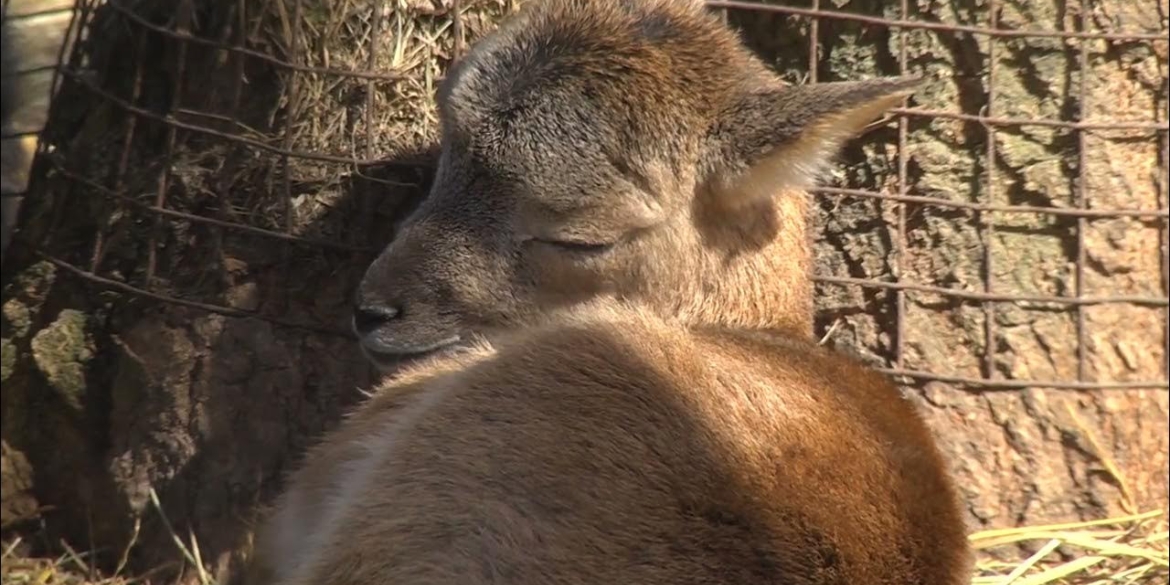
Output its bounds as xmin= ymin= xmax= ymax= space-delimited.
xmin=8 ymin=0 xmax=1169 ymax=391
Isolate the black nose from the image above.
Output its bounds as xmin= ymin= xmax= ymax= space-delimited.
xmin=353 ymin=303 xmax=401 ymax=335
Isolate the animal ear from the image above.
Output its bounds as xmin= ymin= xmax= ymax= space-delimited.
xmin=701 ymin=76 xmax=921 ymax=206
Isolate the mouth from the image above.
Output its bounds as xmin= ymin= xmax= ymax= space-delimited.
xmin=360 ymin=336 xmax=465 ymax=371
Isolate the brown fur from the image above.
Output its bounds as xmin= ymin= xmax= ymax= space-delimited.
xmin=349 ymin=0 xmax=922 ymax=356
xmin=248 ymin=0 xmax=971 ymax=582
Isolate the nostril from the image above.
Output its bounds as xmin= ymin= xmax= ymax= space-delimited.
xmin=352 ymin=303 xmax=402 ymax=335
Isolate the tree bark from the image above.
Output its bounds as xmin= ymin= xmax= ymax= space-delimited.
xmin=730 ymin=0 xmax=1168 ymax=527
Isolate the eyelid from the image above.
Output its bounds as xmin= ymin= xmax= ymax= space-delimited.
xmin=530 ymin=237 xmax=614 ymax=254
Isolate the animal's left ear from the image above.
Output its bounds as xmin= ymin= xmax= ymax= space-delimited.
xmin=701 ymin=76 xmax=921 ymax=206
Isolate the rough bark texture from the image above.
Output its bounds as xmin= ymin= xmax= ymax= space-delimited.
xmin=731 ymin=0 xmax=1169 ymax=531
xmin=0 ymin=0 xmax=1166 ymax=580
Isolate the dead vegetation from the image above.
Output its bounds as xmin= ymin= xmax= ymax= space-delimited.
xmin=5 ymin=510 xmax=1167 ymax=585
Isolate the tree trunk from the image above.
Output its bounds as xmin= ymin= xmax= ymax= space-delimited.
xmin=729 ymin=0 xmax=1168 ymax=527
xmin=1 ymin=0 xmax=1165 ymax=580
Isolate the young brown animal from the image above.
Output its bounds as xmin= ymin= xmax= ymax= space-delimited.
xmin=248 ymin=0 xmax=972 ymax=583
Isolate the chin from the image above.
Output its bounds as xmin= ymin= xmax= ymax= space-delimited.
xmin=360 ymin=335 xmax=465 ymax=373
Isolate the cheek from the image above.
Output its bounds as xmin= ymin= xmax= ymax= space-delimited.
xmin=522 ymin=248 xmax=616 ymax=304
xmin=613 ymin=231 xmax=696 ymax=296
xmin=437 ymin=247 xmax=519 ymax=312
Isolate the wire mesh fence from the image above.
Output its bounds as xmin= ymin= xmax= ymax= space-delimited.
xmin=7 ymin=0 xmax=1169 ymax=394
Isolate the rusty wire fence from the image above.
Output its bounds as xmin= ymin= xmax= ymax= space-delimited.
xmin=9 ymin=0 xmax=1170 ymax=393
xmin=709 ymin=0 xmax=1169 ymax=392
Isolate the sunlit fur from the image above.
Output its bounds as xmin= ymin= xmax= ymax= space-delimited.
xmin=248 ymin=0 xmax=971 ymax=583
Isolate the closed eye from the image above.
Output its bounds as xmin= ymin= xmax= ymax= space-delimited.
xmin=531 ymin=238 xmax=615 ymax=255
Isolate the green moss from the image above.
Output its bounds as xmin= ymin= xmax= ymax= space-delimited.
xmin=0 ymin=338 xmax=15 ymax=382
xmin=6 ymin=261 xmax=56 ymax=301
xmin=2 ymin=260 xmax=58 ymax=340
xmin=29 ymin=309 xmax=95 ymax=412
xmin=2 ymin=300 xmax=32 ymax=339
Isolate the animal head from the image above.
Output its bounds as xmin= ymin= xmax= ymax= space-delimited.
xmin=355 ymin=0 xmax=918 ymax=369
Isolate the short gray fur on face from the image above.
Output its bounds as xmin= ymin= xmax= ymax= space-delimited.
xmin=353 ymin=0 xmax=921 ymax=369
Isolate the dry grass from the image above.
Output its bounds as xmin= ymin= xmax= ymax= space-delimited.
xmin=149 ymin=0 xmax=519 ymax=241
xmin=4 ymin=509 xmax=1167 ymax=584
xmin=1 ymin=535 xmax=133 ymax=585
xmin=971 ymin=510 xmax=1169 ymax=585
xmin=0 ymin=548 xmax=131 ymax=585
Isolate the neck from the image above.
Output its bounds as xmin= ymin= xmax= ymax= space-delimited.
xmin=674 ymin=189 xmax=813 ymax=337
